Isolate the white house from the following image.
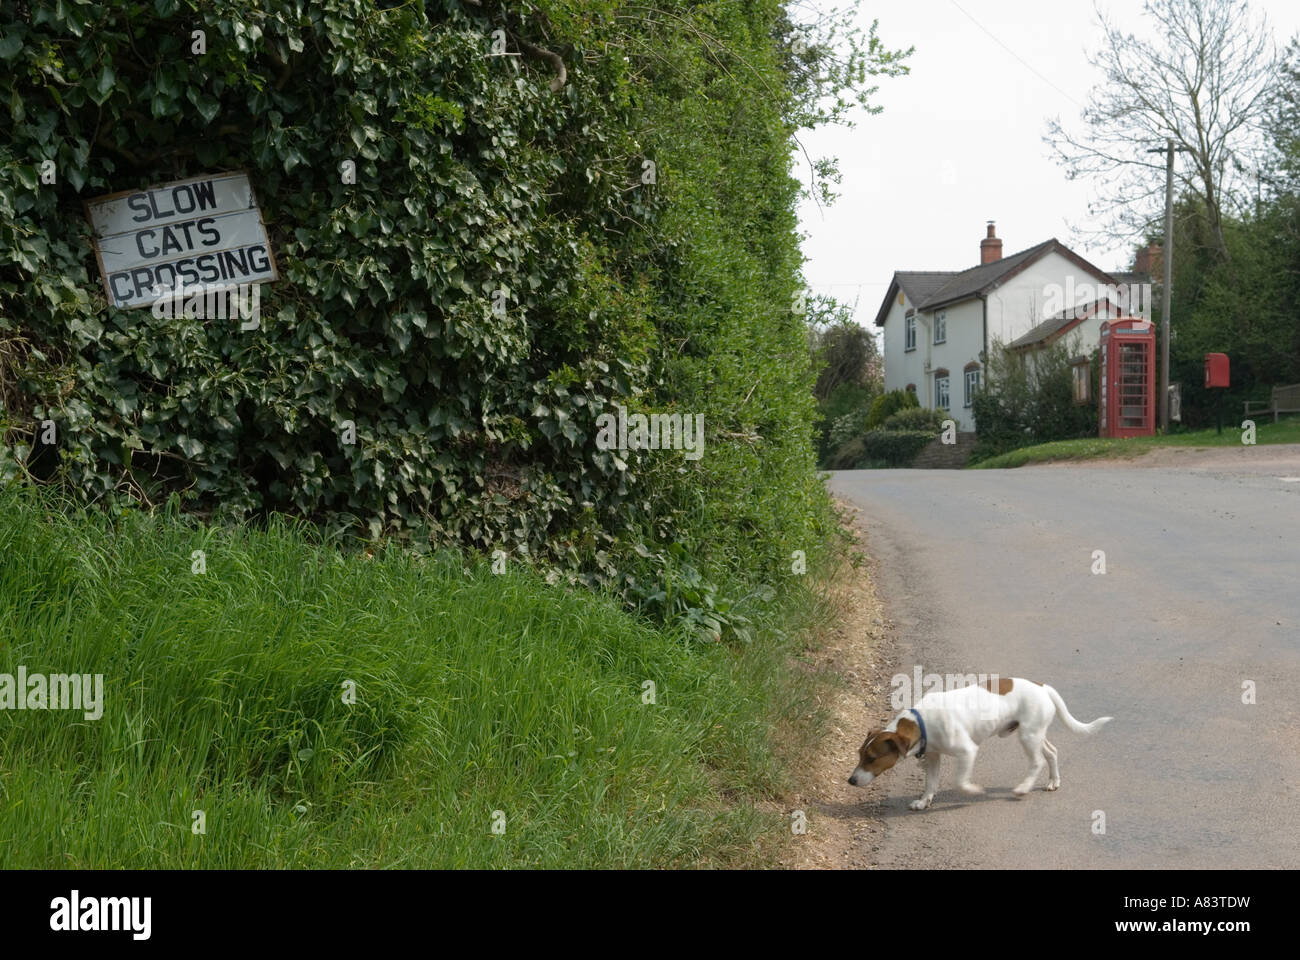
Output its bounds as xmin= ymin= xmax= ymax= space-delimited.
xmin=873 ymin=223 xmax=1150 ymax=431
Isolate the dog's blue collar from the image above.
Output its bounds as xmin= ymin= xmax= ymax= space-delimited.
xmin=908 ymin=708 xmax=928 ymax=758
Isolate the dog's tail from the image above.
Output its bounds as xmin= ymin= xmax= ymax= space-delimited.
xmin=1043 ymin=684 xmax=1113 ymax=734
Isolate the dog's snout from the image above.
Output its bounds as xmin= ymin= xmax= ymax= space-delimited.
xmin=847 ymin=775 xmax=857 ymax=785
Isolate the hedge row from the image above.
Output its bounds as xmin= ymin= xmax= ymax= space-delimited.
xmin=0 ymin=1 xmax=908 ymax=600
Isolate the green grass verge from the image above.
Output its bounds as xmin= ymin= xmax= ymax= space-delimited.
xmin=0 ymin=486 xmax=829 ymax=868
xmin=970 ymin=416 xmax=1300 ymax=469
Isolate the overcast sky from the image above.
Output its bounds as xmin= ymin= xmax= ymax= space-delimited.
xmin=795 ymin=0 xmax=1300 ymax=329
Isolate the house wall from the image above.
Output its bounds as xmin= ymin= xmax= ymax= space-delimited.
xmin=984 ymin=250 xmax=1099 ymax=346
xmin=881 ymin=289 xmax=911 ymax=399
xmin=928 ymin=299 xmax=983 ymax=431
xmin=882 ymin=295 xmax=983 ymax=432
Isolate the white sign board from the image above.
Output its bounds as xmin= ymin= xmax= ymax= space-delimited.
xmin=85 ymin=171 xmax=277 ymax=309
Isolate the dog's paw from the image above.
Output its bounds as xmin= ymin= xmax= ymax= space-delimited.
xmin=1012 ymin=783 xmax=1035 ymax=796
xmin=909 ymin=797 xmax=933 ymax=811
xmin=958 ymin=783 xmax=984 ymax=796
xmin=1045 ymin=780 xmax=1060 ymax=792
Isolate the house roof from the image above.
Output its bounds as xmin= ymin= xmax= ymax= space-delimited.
xmin=1007 ymin=297 xmax=1130 ymax=350
xmin=920 ymin=239 xmax=1058 ymax=312
xmin=895 ymin=271 xmax=959 ymax=305
xmin=873 ymin=238 xmax=1121 ymax=327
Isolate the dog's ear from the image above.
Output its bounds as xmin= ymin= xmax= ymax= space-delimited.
xmin=887 ymin=732 xmax=908 ymax=761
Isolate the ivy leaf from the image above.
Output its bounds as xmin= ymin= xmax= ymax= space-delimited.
xmin=187 ymin=88 xmax=221 ymax=124
xmin=0 ymin=32 xmax=24 ymax=60
xmin=175 ymin=435 xmax=204 ymax=459
xmin=88 ymin=65 xmax=115 ymax=105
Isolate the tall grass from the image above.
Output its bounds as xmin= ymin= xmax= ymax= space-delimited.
xmin=0 ymin=487 xmax=824 ymax=868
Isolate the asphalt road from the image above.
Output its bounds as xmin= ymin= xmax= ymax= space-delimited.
xmin=827 ymin=449 xmax=1300 ymax=869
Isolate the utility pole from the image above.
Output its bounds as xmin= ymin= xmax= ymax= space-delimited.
xmin=1147 ymin=139 xmax=1177 ymax=431
xmin=1160 ymin=140 xmax=1174 ymax=431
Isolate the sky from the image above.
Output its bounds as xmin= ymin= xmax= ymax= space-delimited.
xmin=794 ymin=0 xmax=1300 ymax=330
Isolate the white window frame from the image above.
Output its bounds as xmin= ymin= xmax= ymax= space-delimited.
xmin=934 ymin=311 xmax=946 ymax=344
xmin=964 ymin=368 xmax=981 ymax=407
xmin=905 ymin=312 xmax=916 ymax=352
xmin=935 ymin=373 xmax=950 ymax=410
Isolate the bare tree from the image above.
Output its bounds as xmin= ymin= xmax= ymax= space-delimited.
xmin=1046 ymin=0 xmax=1277 ymax=261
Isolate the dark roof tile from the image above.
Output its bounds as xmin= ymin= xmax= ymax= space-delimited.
xmin=873 ymin=238 xmax=1122 ymax=326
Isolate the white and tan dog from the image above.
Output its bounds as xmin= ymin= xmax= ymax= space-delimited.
xmin=847 ymin=677 xmax=1112 ymax=809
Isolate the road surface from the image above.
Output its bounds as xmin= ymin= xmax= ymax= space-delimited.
xmin=827 ymin=448 xmax=1300 ymax=869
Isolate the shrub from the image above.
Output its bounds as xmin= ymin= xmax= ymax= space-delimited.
xmin=882 ymin=406 xmax=950 ymax=433
xmin=860 ymin=429 xmax=934 ymax=467
xmin=826 ymin=406 xmax=868 ymax=450
xmin=972 ymin=336 xmax=1096 ymax=462
xmin=864 ymin=388 xmax=919 ymax=430
xmin=823 ymin=436 xmax=866 ymax=470
xmin=814 ymin=381 xmax=876 ymax=465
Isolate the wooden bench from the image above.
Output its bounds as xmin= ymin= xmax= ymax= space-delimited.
xmin=1244 ymin=383 xmax=1300 ymax=423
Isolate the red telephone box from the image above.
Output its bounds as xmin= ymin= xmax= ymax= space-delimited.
xmin=1098 ymin=318 xmax=1155 ymax=437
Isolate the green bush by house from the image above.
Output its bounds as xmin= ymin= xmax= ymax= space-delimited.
xmin=864 ymin=387 xmax=918 ymax=430
xmin=881 ymin=406 xmax=949 ymax=433
xmin=859 ymin=428 xmax=935 ymax=467
xmin=971 ymin=338 xmax=1096 ymax=463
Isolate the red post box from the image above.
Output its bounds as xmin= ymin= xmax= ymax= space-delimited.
xmin=1098 ymin=318 xmax=1156 ymax=438
xmin=1204 ymin=353 xmax=1229 ymax=388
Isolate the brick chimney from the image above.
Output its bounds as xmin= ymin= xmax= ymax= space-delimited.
xmin=1132 ymin=240 xmax=1162 ymax=276
xmin=980 ymin=221 xmax=1002 ymax=264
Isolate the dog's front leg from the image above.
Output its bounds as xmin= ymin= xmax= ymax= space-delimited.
xmin=952 ymin=745 xmax=984 ymax=796
xmin=909 ymin=753 xmax=942 ymax=810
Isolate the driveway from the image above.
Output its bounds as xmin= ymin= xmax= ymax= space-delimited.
xmin=826 ymin=448 xmax=1300 ymax=869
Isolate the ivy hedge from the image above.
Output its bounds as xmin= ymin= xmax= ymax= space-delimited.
xmin=0 ymin=0 xmax=907 ymax=607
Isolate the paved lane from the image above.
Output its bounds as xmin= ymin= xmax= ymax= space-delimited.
xmin=828 ymin=453 xmax=1300 ymax=868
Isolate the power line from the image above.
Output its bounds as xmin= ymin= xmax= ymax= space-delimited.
xmin=805 ymin=281 xmax=889 ymax=287
xmin=948 ymin=0 xmax=1083 ymax=109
